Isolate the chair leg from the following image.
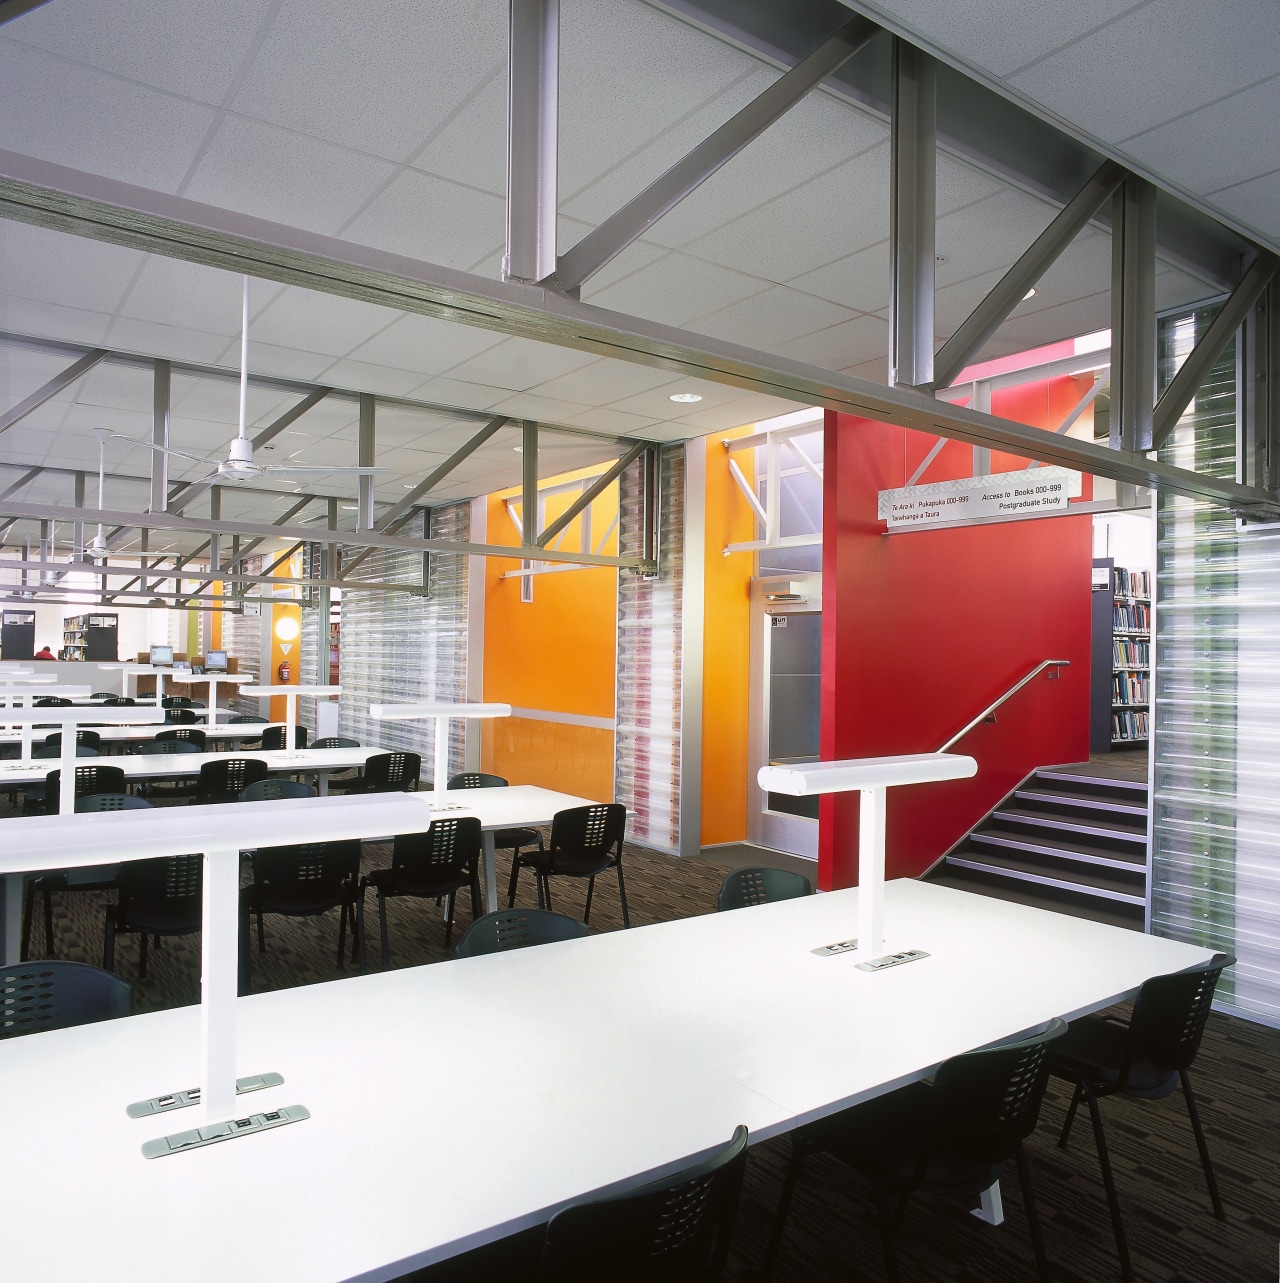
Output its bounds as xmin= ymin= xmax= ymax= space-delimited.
xmin=871 ymin=1179 xmax=901 ymax=1283
xmin=350 ymin=897 xmax=361 ymax=964
xmin=615 ymin=858 xmax=630 ymax=929
xmin=760 ymin=1144 xmax=806 ymax=1283
xmin=138 ymin=929 xmax=149 ymax=980
xmin=379 ymin=889 xmax=390 ymax=970
xmin=1015 ymin=1138 xmax=1052 ymax=1283
xmin=337 ymin=902 xmax=348 ymax=969
xmin=540 ymin=876 xmax=552 ymax=912
xmin=20 ymin=877 xmax=36 ymax=962
xmin=257 ymin=910 xmax=265 ymax=953
xmin=583 ymin=876 xmax=595 ymax=924
xmin=239 ymin=904 xmax=251 ymax=996
xmin=42 ymin=885 xmax=55 ymax=959
xmin=103 ymin=913 xmax=116 ymax=972
xmin=1180 ymin=1068 xmax=1225 ymax=1219
xmin=444 ymin=890 xmax=456 ymax=947
xmin=356 ymin=893 xmax=367 ymax=974
xmin=1058 ymin=1080 xmax=1083 ymax=1148
xmin=1082 ymin=1082 xmax=1133 ymax=1281
xmin=507 ymin=853 xmax=522 ymax=907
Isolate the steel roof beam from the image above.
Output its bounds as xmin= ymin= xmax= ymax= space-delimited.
xmin=0 ymin=347 xmax=108 ymax=436
xmin=536 ymin=441 xmax=646 ymax=548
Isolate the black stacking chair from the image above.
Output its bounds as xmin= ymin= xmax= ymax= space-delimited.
xmin=238 ymin=778 xmax=316 ymax=802
xmin=0 ymin=960 xmax=132 ymax=1038
xmin=197 ymin=757 xmax=269 ymax=803
xmin=363 ymin=818 xmax=483 ymax=962
xmin=449 ymin=770 xmax=545 ymax=863
xmin=312 ymin=737 xmax=360 ymax=749
xmin=156 ymin=726 xmax=207 ymax=750
xmin=261 ymin=724 xmax=308 ymax=750
xmin=227 ymin=714 xmax=268 ymax=748
xmin=716 ymin=867 xmax=813 ymax=911
xmin=454 ymin=908 xmax=588 ymax=958
xmin=20 ymin=793 xmax=151 ymax=960
xmin=239 ymin=840 xmax=364 ymax=990
xmin=104 ymin=854 xmax=203 ymax=978
xmin=129 ymin=736 xmax=203 ymax=800
xmin=89 ymin=691 xmax=118 ymax=700
xmin=34 ymin=697 xmax=72 ymax=707
xmin=352 ymin=750 xmax=420 ymax=794
xmin=508 ymin=803 xmax=629 ymax=928
xmin=43 ymin=729 xmax=102 ymax=752
xmin=764 ymin=1020 xmax=1067 ymax=1283
xmin=43 ymin=763 xmax=127 ymax=815
xmin=23 ymin=743 xmax=97 ymax=812
xmin=173 ymin=707 xmax=204 ymax=725
xmin=538 ymin=1125 xmax=748 ymax=1282
xmin=1050 ymin=954 xmax=1235 ymax=1281
xmin=310 ymin=736 xmax=363 ymax=792
xmin=102 ymin=695 xmax=135 ymax=706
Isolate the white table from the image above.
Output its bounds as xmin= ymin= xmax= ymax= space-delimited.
xmin=163 ymin=672 xmax=255 ymax=723
xmin=369 ymin=701 xmax=512 ymax=796
xmin=103 ymin=663 xmax=172 ymax=704
xmin=242 ymin=684 xmax=342 ymax=747
xmin=0 ymin=721 xmax=292 ymax=748
xmin=0 ymin=879 xmax=1213 ymax=1282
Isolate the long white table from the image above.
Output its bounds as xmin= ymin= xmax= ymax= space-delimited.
xmin=0 ymin=879 xmax=1212 ymax=1283
xmin=0 ymin=722 xmax=291 ymax=747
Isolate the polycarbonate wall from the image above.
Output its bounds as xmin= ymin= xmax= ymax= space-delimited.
xmin=614 ymin=446 xmax=684 ymax=853
xmin=1154 ymin=305 xmax=1280 ymax=1025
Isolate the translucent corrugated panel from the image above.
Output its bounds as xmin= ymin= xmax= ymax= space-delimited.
xmin=223 ymin=607 xmax=262 ymax=715
xmin=1154 ymin=305 xmax=1280 ymax=1024
xmin=615 ymin=446 xmax=683 ymax=853
xmin=336 ymin=506 xmax=469 ymax=776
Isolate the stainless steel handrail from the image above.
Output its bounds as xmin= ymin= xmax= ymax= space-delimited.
xmin=937 ymin=659 xmax=1071 ymax=753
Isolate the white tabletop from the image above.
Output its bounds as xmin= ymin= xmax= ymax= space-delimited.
xmin=0 ymin=722 xmax=292 ymax=746
xmin=0 ymin=880 xmax=1213 ymax=1283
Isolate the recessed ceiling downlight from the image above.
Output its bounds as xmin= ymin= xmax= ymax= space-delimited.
xmin=669 ymin=392 xmax=703 ymax=403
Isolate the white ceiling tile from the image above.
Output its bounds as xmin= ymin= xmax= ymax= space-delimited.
xmin=441 ymin=337 xmax=598 ymax=393
xmin=0 ymin=223 xmax=143 ymax=314
xmin=487 ymin=391 xmax=596 ymax=423
xmin=1203 ymin=169 xmax=1280 ymax=243
xmin=559 ymin=405 xmax=663 ymax=436
xmin=775 ymin=314 xmax=889 ymax=370
xmin=246 ymin=289 xmax=398 ymax=358
xmin=787 ymin=240 xmax=889 ymax=312
xmin=231 ymin=342 xmax=335 ymax=385
xmin=183 ymin=115 xmax=397 ymax=235
xmin=0 ymin=42 xmax=215 ymax=191
xmin=406 ymin=374 xmax=521 ymax=413
xmin=409 ymin=70 xmax=507 ymax=196
xmin=119 ymin=257 xmax=263 ymax=339
xmin=104 ymin=316 xmax=231 ymax=366
xmin=531 ymin=360 xmax=681 ymax=408
xmin=312 ymin=358 xmax=427 ymax=399
xmin=601 ymin=376 xmax=755 ymax=421
xmin=935 ymin=152 xmax=1006 ymax=215
xmin=584 ymin=251 xmax=770 ymax=327
xmin=689 ymin=286 xmax=859 ymax=350
xmin=1007 ymin=0 xmax=1280 ymax=143
xmin=346 ymin=313 xmax=505 ymax=376
xmin=340 ymin=170 xmax=504 ymax=269
xmin=3 ymin=0 xmax=271 ymax=103
xmin=666 ymin=394 xmax=806 ymax=434
xmin=686 ymin=143 xmax=891 ymax=281
xmin=0 ymin=297 xmax=114 ymax=348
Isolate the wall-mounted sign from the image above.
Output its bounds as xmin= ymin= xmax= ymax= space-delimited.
xmin=877 ymin=466 xmax=1083 ymax=529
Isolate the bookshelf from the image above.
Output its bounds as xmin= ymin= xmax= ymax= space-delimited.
xmin=61 ymin=612 xmax=119 ymax=662
xmin=1109 ymin=566 xmax=1150 ymax=748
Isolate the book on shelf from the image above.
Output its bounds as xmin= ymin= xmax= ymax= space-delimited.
xmin=1111 ymin=567 xmax=1151 ymax=599
xmin=1111 ymin=708 xmax=1150 ymax=742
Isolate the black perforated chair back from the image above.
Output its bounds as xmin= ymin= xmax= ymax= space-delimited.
xmin=34 ymin=697 xmax=72 ymax=707
xmin=930 ymin=1019 xmax=1066 ymax=1162
xmin=43 ymin=729 xmax=102 ymax=751
xmin=33 ymin=743 xmax=98 ymax=759
xmin=102 ymin=695 xmax=135 ymax=706
xmin=0 ymin=961 xmax=131 ymax=1038
xmin=173 ymin=707 xmax=203 ymax=725
xmin=1126 ymin=954 xmax=1234 ymax=1073
xmin=76 ymin=792 xmax=153 ymax=812
xmin=392 ymin=818 xmax=482 ymax=885
xmin=448 ymin=771 xmax=509 ymax=789
xmin=717 ymin=867 xmax=813 ymax=911
xmin=312 ymin=736 xmax=360 ymax=749
xmin=197 ymin=757 xmax=270 ymax=802
xmin=157 ymin=727 xmax=207 ymax=749
xmin=90 ymin=691 xmax=118 ymax=699
xmin=44 ymin=764 xmax=127 ymax=812
xmin=253 ymin=841 xmax=362 ymax=907
xmin=161 ymin=696 xmax=196 ymax=709
xmin=229 ymin=715 xmax=268 ymax=724
xmin=362 ymin=751 xmax=421 ymax=793
xmin=239 ymin=778 xmax=316 ymax=802
xmin=540 ymin=1125 xmax=748 ymax=1282
xmin=130 ymin=738 xmax=202 ymax=755
xmin=548 ymin=803 xmax=626 ymax=862
xmin=117 ymin=855 xmax=203 ymax=931
xmin=260 ymin=724 xmax=309 ymax=750
xmin=455 ymin=908 xmax=588 ymax=958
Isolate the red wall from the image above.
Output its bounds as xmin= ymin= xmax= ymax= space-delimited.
xmin=818 ymin=409 xmax=1093 ymax=891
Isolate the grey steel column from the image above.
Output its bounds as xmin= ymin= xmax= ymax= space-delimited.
xmin=1239 ymin=277 xmax=1280 ymax=498
xmin=20 ymin=537 xmax=28 ymax=589
xmin=39 ymin=519 xmax=49 ymax=585
xmin=522 ymin=420 xmax=539 ymax=545
xmin=151 ymin=358 xmax=170 ymax=513
xmin=140 ymin=528 xmax=149 ymax=596
xmin=504 ymin=0 xmax=559 ymax=284
xmin=888 ymin=39 xmax=936 ymax=390
xmin=1110 ymin=178 xmax=1157 ymax=454
xmin=357 ymin=393 xmax=375 ymax=532
xmin=73 ymin=471 xmax=85 ymax=561
xmin=679 ymin=441 xmax=705 ymax=858
xmin=972 ymin=381 xmax=991 ymax=475
xmin=209 ymin=486 xmax=221 ymax=574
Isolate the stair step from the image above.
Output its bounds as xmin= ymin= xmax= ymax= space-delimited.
xmin=968 ymin=831 xmax=1146 ymax=872
xmin=991 ymin=807 xmax=1146 ymax=845
xmin=1013 ymin=787 xmax=1147 ymax=819
xmin=944 ymin=851 xmax=1146 ymax=905
xmin=1036 ymin=769 xmax=1148 ymax=796
xmin=926 ymin=870 xmax=1144 ymax=932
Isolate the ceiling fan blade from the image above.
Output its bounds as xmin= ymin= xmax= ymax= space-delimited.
xmin=109 ymin=434 xmax=219 ymax=466
xmin=260 ymin=464 xmax=389 ymax=475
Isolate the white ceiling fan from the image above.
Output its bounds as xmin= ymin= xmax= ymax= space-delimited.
xmin=86 ymin=426 xmax=111 ymax=561
xmin=118 ymin=275 xmax=386 ymax=485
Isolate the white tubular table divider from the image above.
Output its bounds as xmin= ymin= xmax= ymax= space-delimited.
xmin=0 ymin=703 xmax=167 ymax=965
xmin=758 ymin=753 xmax=978 ymax=963
xmin=241 ymin=685 xmax=342 ymax=755
xmin=367 ymin=702 xmax=513 ymax=797
xmin=166 ymin=672 xmax=255 ymax=724
xmin=101 ymin=663 xmax=171 ymax=705
xmin=1 ymin=685 xmax=94 ymax=766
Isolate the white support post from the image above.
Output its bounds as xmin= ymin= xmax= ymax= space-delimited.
xmin=434 ymin=716 xmax=449 ymax=797
xmin=58 ymin=724 xmax=77 ymax=816
xmin=201 ymin=847 xmax=240 ymax=1122
xmin=858 ymin=786 xmax=887 ymax=959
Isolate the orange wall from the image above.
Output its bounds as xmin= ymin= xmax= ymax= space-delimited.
xmin=481 ymin=466 xmax=619 ymax=801
xmin=699 ymin=429 xmax=757 ymax=845
xmin=267 ymin=550 xmax=301 ymax=723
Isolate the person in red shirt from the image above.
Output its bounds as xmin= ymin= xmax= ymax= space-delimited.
xmin=34 ymin=645 xmax=55 ymax=660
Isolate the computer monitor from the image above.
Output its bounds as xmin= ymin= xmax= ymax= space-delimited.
xmin=149 ymin=644 xmax=173 ymax=667
xmin=205 ymin=650 xmax=228 ymax=672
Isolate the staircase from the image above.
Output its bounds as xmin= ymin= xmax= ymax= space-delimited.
xmin=926 ymin=766 xmax=1149 ymax=930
